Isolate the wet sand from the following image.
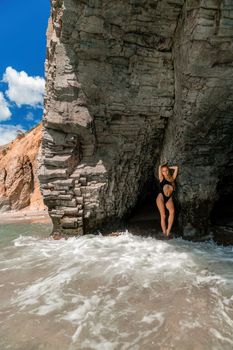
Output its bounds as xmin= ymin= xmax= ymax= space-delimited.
xmin=0 ymin=210 xmax=51 ymax=224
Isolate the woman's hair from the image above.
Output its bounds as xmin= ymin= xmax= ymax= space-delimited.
xmin=161 ymin=164 xmax=175 ymax=188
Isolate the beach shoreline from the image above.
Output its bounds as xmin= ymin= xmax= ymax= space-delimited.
xmin=0 ymin=210 xmax=51 ymax=224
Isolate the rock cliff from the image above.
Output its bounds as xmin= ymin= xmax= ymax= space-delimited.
xmin=39 ymin=0 xmax=233 ymax=237
xmin=0 ymin=124 xmax=45 ymax=212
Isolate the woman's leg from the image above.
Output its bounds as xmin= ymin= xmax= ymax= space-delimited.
xmin=165 ymin=198 xmax=175 ymax=236
xmin=156 ymin=193 xmax=166 ymax=235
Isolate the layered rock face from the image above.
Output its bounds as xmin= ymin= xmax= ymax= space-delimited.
xmin=0 ymin=124 xmax=45 ymax=212
xmin=39 ymin=0 xmax=233 ymax=236
xmin=161 ymin=0 xmax=233 ymax=235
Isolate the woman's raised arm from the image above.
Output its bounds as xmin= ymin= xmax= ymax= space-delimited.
xmin=169 ymin=166 xmax=178 ymax=180
xmin=158 ymin=165 xmax=163 ymax=182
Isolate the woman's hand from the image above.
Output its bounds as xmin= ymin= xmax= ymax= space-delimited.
xmin=169 ymin=166 xmax=178 ymax=180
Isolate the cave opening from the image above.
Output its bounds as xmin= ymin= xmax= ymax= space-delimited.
xmin=126 ymin=172 xmax=161 ymax=233
xmin=210 ymin=166 xmax=233 ymax=229
xmin=210 ymin=195 xmax=233 ymax=228
xmin=210 ymin=194 xmax=233 ymax=245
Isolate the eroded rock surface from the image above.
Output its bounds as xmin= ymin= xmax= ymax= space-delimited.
xmin=0 ymin=124 xmax=45 ymax=212
xmin=161 ymin=0 xmax=233 ymax=236
xmin=39 ymin=0 xmax=233 ymax=236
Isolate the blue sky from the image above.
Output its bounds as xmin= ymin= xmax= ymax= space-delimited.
xmin=0 ymin=0 xmax=50 ymax=144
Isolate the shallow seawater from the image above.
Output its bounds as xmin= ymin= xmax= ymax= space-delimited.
xmin=1 ymin=223 xmax=233 ymax=350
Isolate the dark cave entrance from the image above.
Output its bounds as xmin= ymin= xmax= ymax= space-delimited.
xmin=210 ymin=194 xmax=233 ymax=245
xmin=126 ymin=173 xmax=161 ymax=232
xmin=210 ymin=169 xmax=233 ymax=228
xmin=210 ymin=195 xmax=233 ymax=227
xmin=131 ymin=178 xmax=158 ymax=218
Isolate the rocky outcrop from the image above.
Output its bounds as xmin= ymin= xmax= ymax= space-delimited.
xmin=160 ymin=1 xmax=233 ymax=236
xmin=0 ymin=124 xmax=45 ymax=212
xmin=39 ymin=0 xmax=233 ymax=236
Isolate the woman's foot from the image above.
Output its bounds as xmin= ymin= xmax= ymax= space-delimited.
xmin=167 ymin=231 xmax=173 ymax=239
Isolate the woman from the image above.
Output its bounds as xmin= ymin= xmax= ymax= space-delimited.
xmin=156 ymin=164 xmax=178 ymax=237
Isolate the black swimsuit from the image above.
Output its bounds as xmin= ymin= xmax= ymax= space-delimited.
xmin=159 ymin=178 xmax=174 ymax=203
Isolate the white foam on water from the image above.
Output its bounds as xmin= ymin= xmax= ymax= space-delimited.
xmin=141 ymin=312 xmax=164 ymax=325
xmin=80 ymin=339 xmax=119 ymax=350
xmin=210 ymin=328 xmax=233 ymax=346
xmin=13 ymin=235 xmax=39 ymax=247
xmin=63 ymin=295 xmax=101 ymax=324
xmin=179 ymin=319 xmax=202 ymax=330
xmin=1 ymin=230 xmax=233 ymax=349
xmin=13 ymin=266 xmax=81 ymax=314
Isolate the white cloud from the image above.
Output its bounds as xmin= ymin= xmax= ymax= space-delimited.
xmin=0 ymin=124 xmax=25 ymax=145
xmin=0 ymin=92 xmax=12 ymax=121
xmin=3 ymin=66 xmax=45 ymax=107
xmin=25 ymin=111 xmax=34 ymax=121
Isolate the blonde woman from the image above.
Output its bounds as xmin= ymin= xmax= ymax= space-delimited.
xmin=156 ymin=164 xmax=178 ymax=237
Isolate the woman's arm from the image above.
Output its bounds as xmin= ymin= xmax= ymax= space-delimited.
xmin=158 ymin=165 xmax=163 ymax=182
xmin=169 ymin=166 xmax=178 ymax=180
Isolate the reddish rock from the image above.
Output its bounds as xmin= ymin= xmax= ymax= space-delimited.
xmin=0 ymin=124 xmax=45 ymax=212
